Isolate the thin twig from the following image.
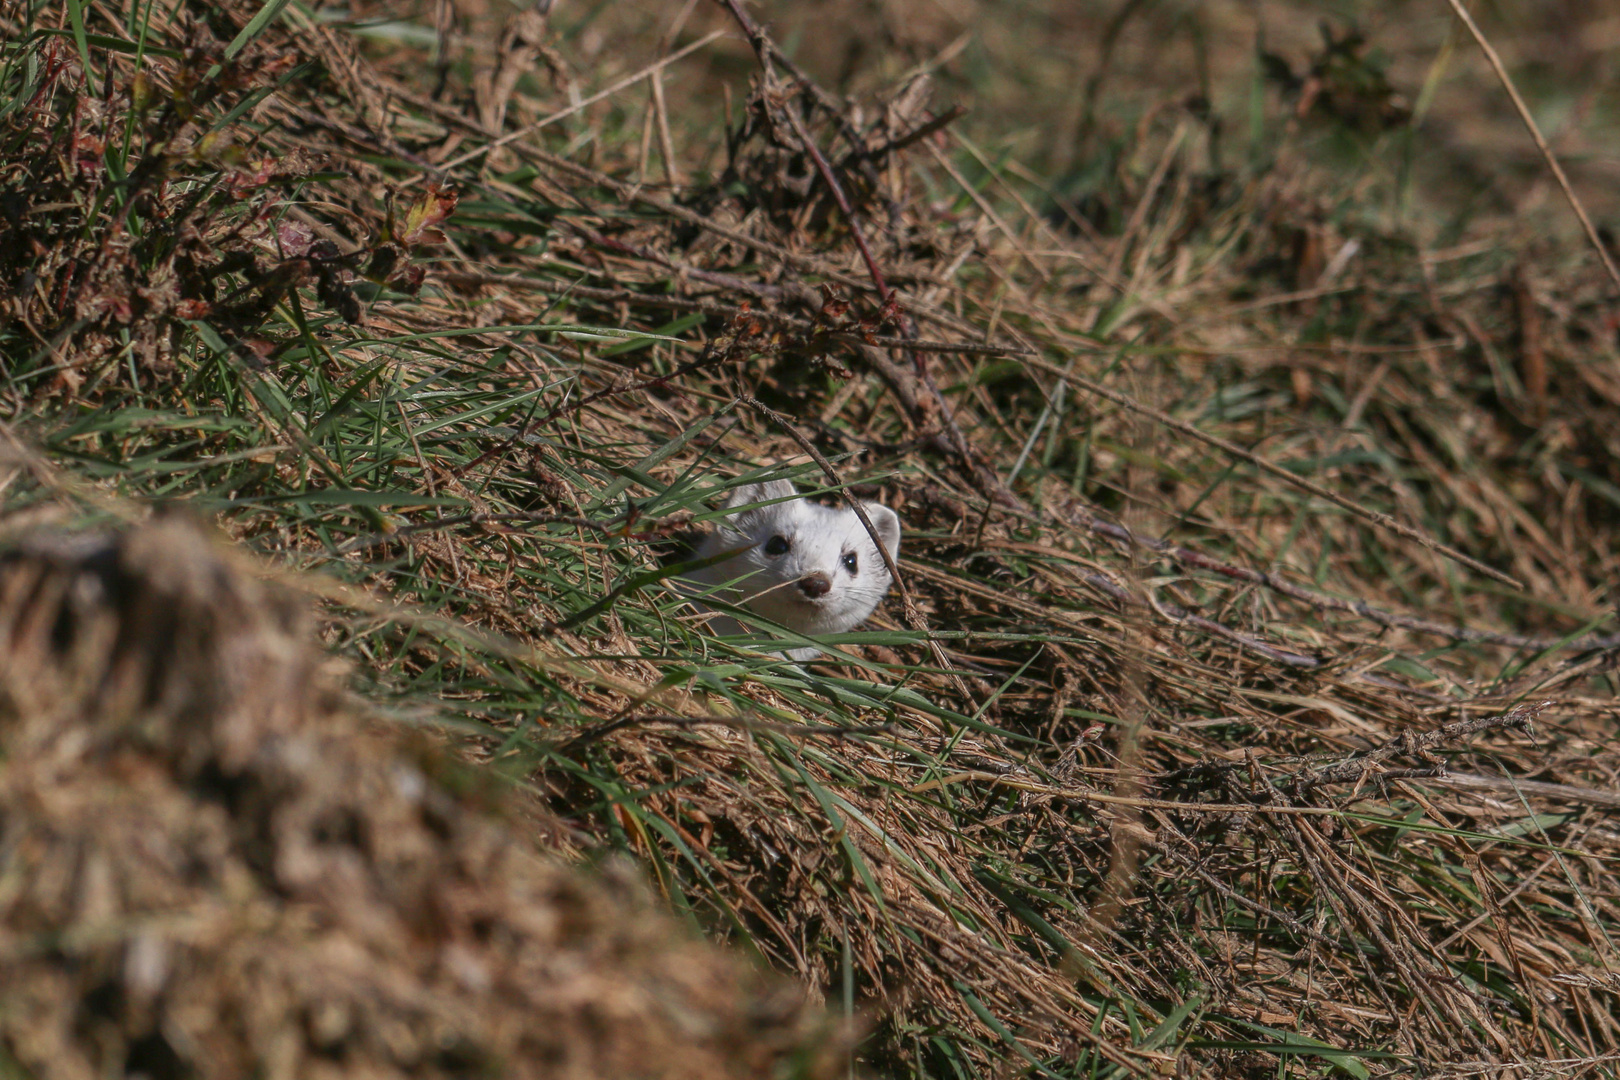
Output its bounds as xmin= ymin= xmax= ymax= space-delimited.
xmin=1293 ymin=700 xmax=1549 ymax=789
xmin=328 ymin=509 xmax=689 ymax=557
xmin=776 ymin=94 xmax=892 ymax=302
xmin=1020 ymin=353 xmax=1522 ymax=589
xmin=423 ymin=30 xmax=726 ymax=179
xmin=1079 ymin=570 xmax=1322 ymax=668
xmin=924 ymin=140 xmax=1049 ymax=283
xmin=855 ymin=105 xmax=966 ymax=161
xmin=556 ymin=711 xmax=895 ymax=753
xmin=435 ymin=271 xmax=1034 ymax=355
xmin=911 ymin=771 xmax=1390 ymax=817
xmin=1442 ymin=0 xmax=1620 ymax=295
xmin=1057 ymin=500 xmax=1620 ymax=653
xmin=1428 ymin=772 xmax=1620 ymax=811
xmin=650 ymin=72 xmax=680 ymax=185
xmin=445 ymin=337 xmax=744 ymax=481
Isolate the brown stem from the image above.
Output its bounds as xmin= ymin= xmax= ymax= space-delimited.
xmin=1293 ymin=700 xmax=1549 ymax=789
xmin=776 ymin=100 xmax=892 ymax=302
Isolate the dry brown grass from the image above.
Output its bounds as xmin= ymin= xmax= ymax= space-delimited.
xmin=0 ymin=513 xmax=839 ymax=1079
xmin=4 ymin=0 xmax=1620 ymax=1076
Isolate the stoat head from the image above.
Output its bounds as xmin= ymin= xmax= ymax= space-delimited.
xmin=693 ymin=479 xmax=901 ymax=637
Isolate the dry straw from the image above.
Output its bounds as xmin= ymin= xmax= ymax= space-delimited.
xmin=3 ymin=0 xmax=1620 ymax=1075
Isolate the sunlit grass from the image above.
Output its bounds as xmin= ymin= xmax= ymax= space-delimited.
xmin=6 ymin=0 xmax=1620 ymax=1075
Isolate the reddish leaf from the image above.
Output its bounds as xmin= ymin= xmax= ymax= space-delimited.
xmin=818 ymin=283 xmax=850 ymax=320
xmin=389 ymin=265 xmax=426 ymax=296
xmin=71 ymin=131 xmax=104 ymax=176
xmin=88 ymin=293 xmax=133 ymax=323
xmin=225 ymin=158 xmax=274 ymax=198
xmin=392 ymin=184 xmax=459 ymax=247
xmin=236 ymin=338 xmax=278 ymax=369
xmin=822 ymin=356 xmax=853 ymax=379
xmin=276 ymin=221 xmax=316 ymax=259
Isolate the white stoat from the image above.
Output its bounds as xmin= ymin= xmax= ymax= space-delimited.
xmin=685 ymin=478 xmax=901 ymax=659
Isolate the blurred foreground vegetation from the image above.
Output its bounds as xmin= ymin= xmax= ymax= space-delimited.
xmin=4 ymin=0 xmax=1620 ymax=1075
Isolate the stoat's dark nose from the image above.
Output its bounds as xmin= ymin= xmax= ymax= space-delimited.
xmin=798 ymin=572 xmax=832 ymax=599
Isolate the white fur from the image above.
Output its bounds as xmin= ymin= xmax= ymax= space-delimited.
xmin=685 ymin=479 xmax=901 ymax=659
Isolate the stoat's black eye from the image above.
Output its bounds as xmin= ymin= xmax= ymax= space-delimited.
xmin=841 ymin=551 xmax=858 ymax=574
xmin=763 ymin=535 xmax=791 ymax=556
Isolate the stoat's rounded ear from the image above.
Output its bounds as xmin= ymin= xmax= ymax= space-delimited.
xmin=723 ymin=478 xmax=798 ymax=510
xmin=863 ymin=503 xmax=901 ymax=561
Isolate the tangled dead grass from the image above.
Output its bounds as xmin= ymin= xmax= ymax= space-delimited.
xmin=0 ymin=515 xmax=837 ymax=1079
xmin=5 ymin=0 xmax=1620 ymax=1075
